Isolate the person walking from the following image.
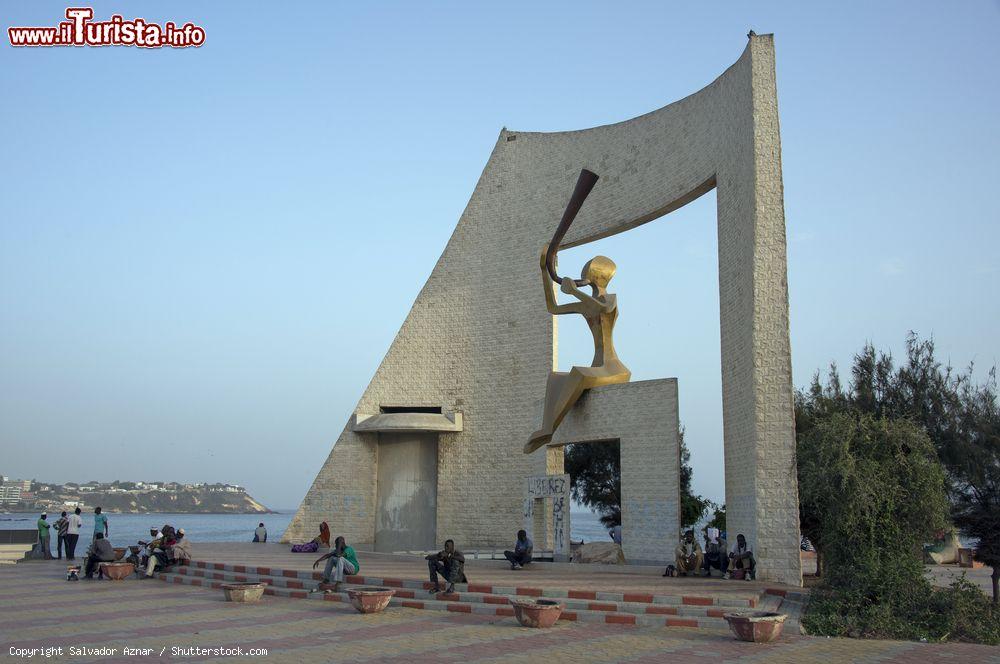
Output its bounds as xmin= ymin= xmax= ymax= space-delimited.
xmin=65 ymin=507 xmax=83 ymax=560
xmin=53 ymin=511 xmax=69 ymax=559
xmin=92 ymin=506 xmax=108 ymax=542
xmin=36 ymin=513 xmax=52 ymax=559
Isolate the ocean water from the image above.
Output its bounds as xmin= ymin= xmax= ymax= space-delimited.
xmin=2 ymin=510 xmax=611 ymax=548
xmin=0 ymin=512 xmax=295 ymax=548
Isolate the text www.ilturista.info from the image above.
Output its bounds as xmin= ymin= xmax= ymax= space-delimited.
xmin=8 ymin=7 xmax=205 ymax=48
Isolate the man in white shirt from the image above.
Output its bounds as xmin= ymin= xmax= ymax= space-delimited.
xmin=724 ymin=533 xmax=756 ymax=580
xmin=65 ymin=507 xmax=83 ymax=561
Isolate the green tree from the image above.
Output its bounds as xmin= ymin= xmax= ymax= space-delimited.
xmin=797 ymin=333 xmax=1000 ymax=601
xmin=679 ymin=429 xmax=711 ymax=528
xmin=799 ymin=412 xmax=952 ymax=639
xmin=564 ymin=441 xmax=621 ymax=528
xmin=564 ymin=427 xmax=710 ymax=529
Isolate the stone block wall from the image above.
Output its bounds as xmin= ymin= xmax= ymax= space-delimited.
xmin=286 ymin=35 xmax=801 ymax=586
xmin=549 ymin=380 xmax=680 ymax=565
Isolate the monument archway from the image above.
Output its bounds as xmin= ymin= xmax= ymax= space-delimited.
xmin=287 ymin=34 xmax=802 ymax=586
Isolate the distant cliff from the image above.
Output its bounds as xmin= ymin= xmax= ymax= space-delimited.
xmin=81 ymin=489 xmax=271 ymax=514
xmin=5 ymin=480 xmax=273 ymax=514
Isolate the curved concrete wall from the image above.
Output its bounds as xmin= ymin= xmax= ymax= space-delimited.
xmin=287 ymin=34 xmax=801 ymax=586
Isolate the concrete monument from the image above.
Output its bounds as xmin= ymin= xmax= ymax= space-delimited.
xmin=286 ymin=34 xmax=802 ymax=586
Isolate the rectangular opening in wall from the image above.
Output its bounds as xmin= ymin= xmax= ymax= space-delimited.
xmin=564 ymin=440 xmax=621 ymax=543
xmin=379 ymin=406 xmax=442 ymax=414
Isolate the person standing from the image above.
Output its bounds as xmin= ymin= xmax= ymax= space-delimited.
xmin=65 ymin=507 xmax=83 ymax=560
xmin=53 ymin=511 xmax=69 ymax=559
xmin=92 ymin=506 xmax=108 ymax=541
xmin=36 ymin=513 xmax=52 ymax=559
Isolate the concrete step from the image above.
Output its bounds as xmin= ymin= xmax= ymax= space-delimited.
xmin=168 ymin=565 xmax=748 ymax=619
xmin=182 ymin=560 xmax=763 ymax=608
xmin=0 ymin=544 xmax=33 ymax=563
xmin=157 ymin=569 xmax=735 ymax=629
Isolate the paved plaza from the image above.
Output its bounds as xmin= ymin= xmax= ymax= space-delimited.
xmin=3 ymin=554 xmax=998 ymax=663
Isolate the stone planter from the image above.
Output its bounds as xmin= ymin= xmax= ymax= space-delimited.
xmin=346 ymin=587 xmax=395 ymax=614
xmin=222 ymin=582 xmax=266 ymax=603
xmin=509 ymin=598 xmax=564 ymax=628
xmin=100 ymin=562 xmax=135 ymax=580
xmin=723 ymin=611 xmax=787 ymax=643
xmin=113 ymin=547 xmax=127 ymax=561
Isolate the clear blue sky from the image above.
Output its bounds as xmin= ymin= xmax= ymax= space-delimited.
xmin=2 ymin=1 xmax=998 ymax=510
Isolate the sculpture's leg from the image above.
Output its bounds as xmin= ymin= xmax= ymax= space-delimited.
xmin=525 ymin=370 xmax=590 ymax=454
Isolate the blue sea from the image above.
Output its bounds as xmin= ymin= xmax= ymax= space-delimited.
xmin=1 ymin=510 xmax=612 ymax=547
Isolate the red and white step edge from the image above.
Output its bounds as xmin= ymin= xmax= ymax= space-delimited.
xmin=156 ymin=561 xmax=800 ymax=630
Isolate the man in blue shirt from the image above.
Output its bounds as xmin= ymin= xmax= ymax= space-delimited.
xmin=504 ymin=529 xmax=533 ymax=570
xmin=93 ymin=506 xmax=109 ymax=541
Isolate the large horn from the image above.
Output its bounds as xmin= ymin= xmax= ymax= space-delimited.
xmin=545 ymin=169 xmax=599 ymax=286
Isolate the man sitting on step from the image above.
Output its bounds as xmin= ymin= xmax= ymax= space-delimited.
xmin=313 ymin=535 xmax=360 ymax=592
xmin=673 ymin=529 xmax=703 ymax=577
xmin=504 ymin=530 xmax=533 ymax=570
xmin=426 ymin=539 xmax=467 ymax=594
xmin=724 ymin=533 xmax=756 ymax=580
xmin=83 ymin=533 xmax=117 ymax=579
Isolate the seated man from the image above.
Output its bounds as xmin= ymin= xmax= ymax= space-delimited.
xmin=136 ymin=526 xmax=161 ymax=567
xmin=504 ymin=530 xmax=533 ymax=570
xmin=673 ymin=529 xmax=703 ymax=577
xmin=725 ymin=533 xmax=756 ymax=580
xmin=426 ymin=539 xmax=466 ymax=594
xmin=312 ymin=536 xmax=359 ymax=592
xmin=170 ymin=529 xmax=193 ymax=565
xmin=143 ymin=526 xmax=177 ymax=578
xmin=83 ymin=533 xmax=116 ymax=579
xmin=701 ymin=527 xmax=727 ymax=577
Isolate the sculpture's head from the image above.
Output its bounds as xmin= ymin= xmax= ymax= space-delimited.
xmin=581 ymin=255 xmax=616 ymax=290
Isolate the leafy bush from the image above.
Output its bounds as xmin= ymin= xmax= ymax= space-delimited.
xmin=924 ymin=578 xmax=1000 ymax=644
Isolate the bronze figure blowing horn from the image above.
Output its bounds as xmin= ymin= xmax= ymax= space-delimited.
xmin=544 ymin=169 xmax=599 ymax=286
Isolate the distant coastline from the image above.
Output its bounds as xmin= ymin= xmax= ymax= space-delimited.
xmin=0 ymin=478 xmax=272 ymax=514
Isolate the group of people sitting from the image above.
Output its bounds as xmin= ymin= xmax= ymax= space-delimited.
xmin=668 ymin=527 xmax=756 ymax=580
xmin=426 ymin=530 xmax=534 ymax=594
xmin=128 ymin=525 xmax=192 ymax=578
xmin=300 ymin=529 xmax=534 ymax=596
xmin=81 ymin=525 xmax=192 ymax=579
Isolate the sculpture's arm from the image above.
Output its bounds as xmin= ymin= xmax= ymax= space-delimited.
xmin=540 ymin=245 xmax=584 ymax=315
xmin=560 ymin=279 xmax=616 ymax=313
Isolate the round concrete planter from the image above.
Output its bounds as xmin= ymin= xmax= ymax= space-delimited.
xmin=723 ymin=611 xmax=787 ymax=643
xmin=100 ymin=562 xmax=135 ymax=580
xmin=222 ymin=582 xmax=267 ymax=603
xmin=346 ymin=587 xmax=395 ymax=614
xmin=509 ymin=598 xmax=564 ymax=628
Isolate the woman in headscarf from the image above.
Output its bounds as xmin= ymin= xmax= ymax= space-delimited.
xmin=290 ymin=522 xmax=330 ymax=553
xmin=317 ymin=522 xmax=331 ymax=548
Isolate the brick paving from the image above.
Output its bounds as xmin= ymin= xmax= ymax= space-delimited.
xmin=3 ymin=559 xmax=998 ymax=663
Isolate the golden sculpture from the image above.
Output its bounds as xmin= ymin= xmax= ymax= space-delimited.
xmin=525 ymin=170 xmax=630 ymax=454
